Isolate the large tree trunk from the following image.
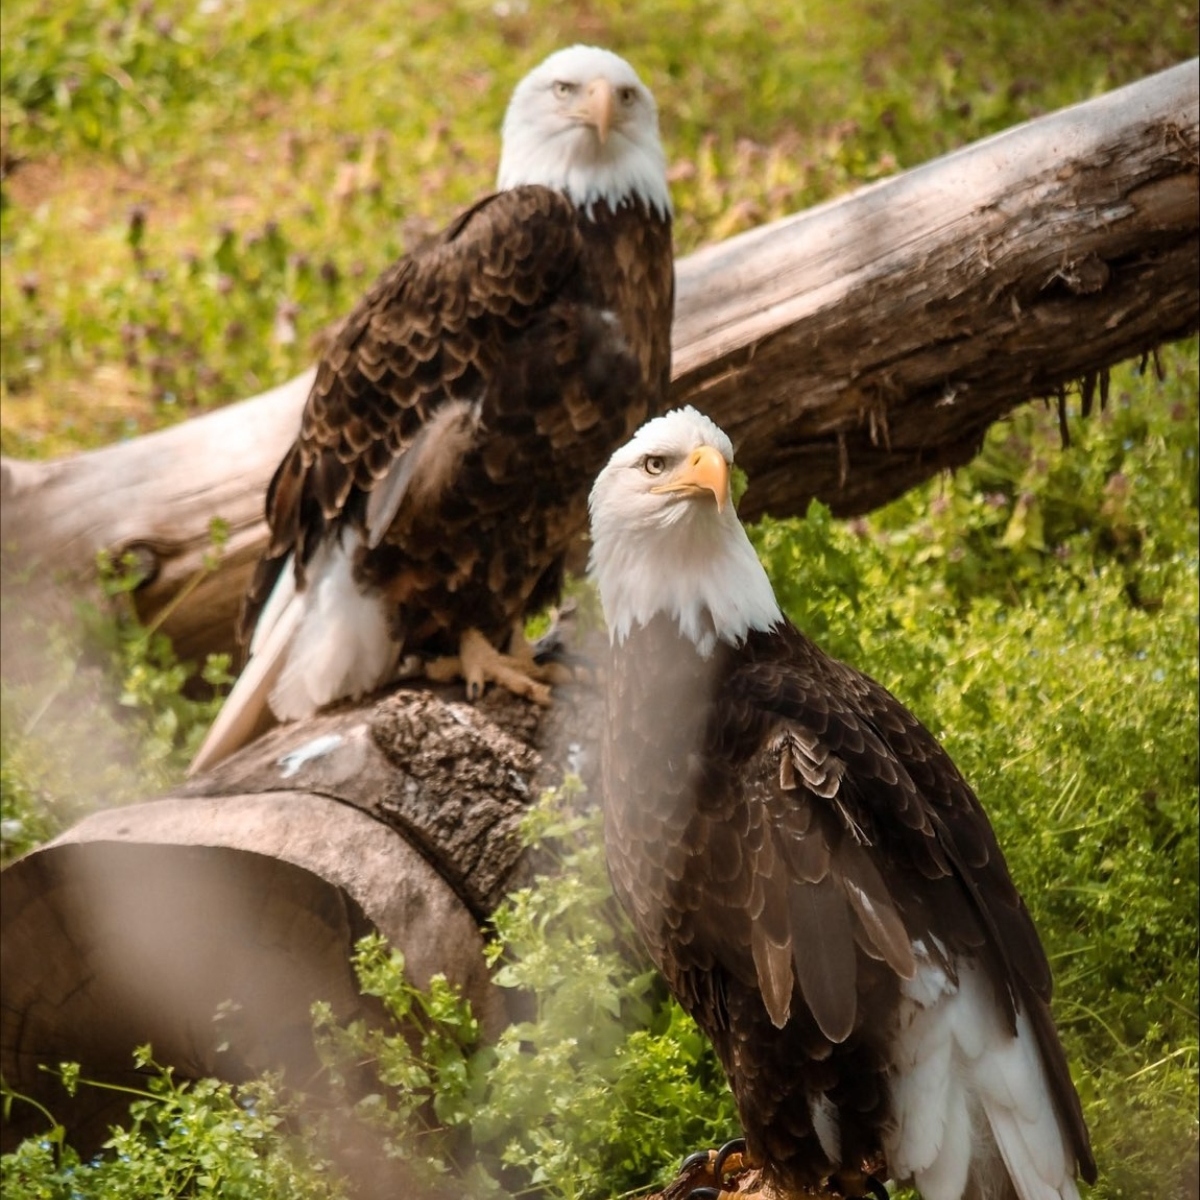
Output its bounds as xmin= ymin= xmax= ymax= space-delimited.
xmin=1 ymin=60 xmax=1196 ymax=669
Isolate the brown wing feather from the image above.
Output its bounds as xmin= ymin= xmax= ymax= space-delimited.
xmin=243 ymin=186 xmax=665 ymax=646
xmin=725 ymin=621 xmax=1095 ymax=1181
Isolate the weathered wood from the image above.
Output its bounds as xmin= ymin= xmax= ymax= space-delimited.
xmin=2 ymin=836 xmax=376 ymax=1152
xmin=1 ymin=60 xmax=1196 ymax=669
xmin=0 ymin=370 xmax=315 ymax=668
xmin=0 ymin=681 xmax=582 ymax=1153
xmin=675 ymin=58 xmax=1198 ymax=518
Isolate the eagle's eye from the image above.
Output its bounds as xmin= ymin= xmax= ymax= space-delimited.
xmin=618 ymin=86 xmax=638 ymax=107
xmin=552 ymin=80 xmax=578 ymax=99
xmin=643 ymin=455 xmax=666 ymax=476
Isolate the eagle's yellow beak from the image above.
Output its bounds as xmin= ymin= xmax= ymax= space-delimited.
xmin=651 ymin=444 xmax=730 ymax=513
xmin=581 ymin=77 xmax=616 ymax=144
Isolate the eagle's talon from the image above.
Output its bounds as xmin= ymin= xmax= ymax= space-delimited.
xmin=712 ymin=1137 xmax=747 ymax=1182
xmin=677 ymin=1137 xmax=752 ymax=1198
xmin=426 ymin=627 xmax=555 ymax=706
xmin=680 ymin=1150 xmax=714 ymax=1173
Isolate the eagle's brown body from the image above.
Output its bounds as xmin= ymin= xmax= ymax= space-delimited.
xmin=188 ymin=45 xmax=674 ymax=775
xmin=246 ymin=187 xmax=673 ymax=659
xmin=603 ymin=612 xmax=1096 ymax=1195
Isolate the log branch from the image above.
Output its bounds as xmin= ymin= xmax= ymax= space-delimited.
xmin=677 ymin=61 xmax=1199 ymax=521
xmin=2 ymin=61 xmax=1195 ymax=667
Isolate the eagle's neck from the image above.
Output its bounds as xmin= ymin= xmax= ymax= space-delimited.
xmin=591 ymin=509 xmax=783 ymax=657
xmin=497 ymin=135 xmax=671 ymax=220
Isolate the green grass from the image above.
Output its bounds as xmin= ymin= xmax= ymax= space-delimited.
xmin=2 ymin=0 xmax=1196 ymax=453
xmin=1 ymin=2 xmax=1197 ymax=1197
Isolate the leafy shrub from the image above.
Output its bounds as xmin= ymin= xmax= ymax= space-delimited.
xmin=306 ymin=797 xmax=738 ymax=1199
xmin=1 ymin=536 xmax=231 ymax=864
xmin=1 ymin=1049 xmax=346 ymax=1200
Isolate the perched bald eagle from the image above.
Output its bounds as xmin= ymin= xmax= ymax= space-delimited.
xmin=191 ymin=45 xmax=673 ymax=774
xmin=589 ymin=408 xmax=1096 ymax=1200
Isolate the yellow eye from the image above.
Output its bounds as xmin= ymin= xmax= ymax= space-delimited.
xmin=643 ymin=455 xmax=666 ymax=476
xmin=552 ymin=80 xmax=577 ymax=99
xmin=618 ymin=86 xmax=638 ymax=106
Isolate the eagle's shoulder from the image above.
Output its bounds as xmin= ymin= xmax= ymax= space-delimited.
xmin=308 ymin=185 xmax=585 ymax=426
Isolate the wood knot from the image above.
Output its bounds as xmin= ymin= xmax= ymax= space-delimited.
xmin=1046 ymin=253 xmax=1111 ymax=296
xmin=110 ymin=540 xmax=161 ymax=588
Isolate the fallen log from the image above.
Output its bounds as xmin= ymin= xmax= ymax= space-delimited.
xmin=1 ymin=60 xmax=1196 ymax=668
xmin=0 ymin=681 xmax=588 ymax=1154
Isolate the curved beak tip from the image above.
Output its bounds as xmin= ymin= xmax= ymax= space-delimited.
xmin=682 ymin=445 xmax=732 ymax=511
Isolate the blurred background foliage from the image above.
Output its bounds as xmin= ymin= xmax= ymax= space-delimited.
xmin=1 ymin=0 xmax=1197 ymax=1197
xmin=1 ymin=0 xmax=1196 ymax=454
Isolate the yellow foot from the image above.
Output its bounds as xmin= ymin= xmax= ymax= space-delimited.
xmin=425 ymin=627 xmax=553 ymax=706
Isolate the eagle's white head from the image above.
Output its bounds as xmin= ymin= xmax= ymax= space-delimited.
xmin=497 ymin=44 xmax=671 ymax=219
xmin=589 ymin=406 xmax=782 ymax=656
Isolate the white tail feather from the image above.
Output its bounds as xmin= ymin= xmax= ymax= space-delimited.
xmin=186 ymin=571 xmax=304 ymax=776
xmin=887 ymin=950 xmax=1080 ymax=1200
xmin=979 ymin=1004 xmax=1081 ymax=1200
xmin=188 ymin=534 xmax=399 ymax=776
xmin=248 ymin=549 xmax=298 ymax=658
xmin=268 ymin=534 xmax=398 ymax=720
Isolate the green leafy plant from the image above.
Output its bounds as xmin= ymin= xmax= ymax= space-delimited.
xmin=303 ymin=791 xmax=737 ymax=1199
xmin=1 ymin=1047 xmax=346 ymax=1200
xmin=467 ymin=791 xmax=738 ymax=1197
xmin=1 ymin=523 xmax=233 ymax=863
xmin=85 ymin=527 xmax=234 ymax=768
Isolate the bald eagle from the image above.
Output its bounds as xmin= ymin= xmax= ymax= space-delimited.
xmin=589 ymin=407 xmax=1096 ymax=1200
xmin=190 ymin=45 xmax=673 ymax=774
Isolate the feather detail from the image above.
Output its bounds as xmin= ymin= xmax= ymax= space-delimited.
xmin=887 ymin=954 xmax=1081 ymax=1200
xmin=750 ymin=922 xmax=793 ymax=1029
xmin=187 ymin=561 xmax=304 ymax=776
xmin=188 ymin=534 xmax=399 ymax=775
xmin=809 ymin=1093 xmax=842 ymax=1166
xmin=364 ymin=398 xmax=482 ymax=547
xmin=840 ymin=844 xmax=917 ymax=980
xmin=790 ymin=874 xmax=856 ymax=1044
xmin=270 ymin=532 xmax=400 ymax=720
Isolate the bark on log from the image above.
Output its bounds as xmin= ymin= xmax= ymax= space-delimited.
xmin=1 ymin=60 xmax=1196 ymax=668
xmin=0 ymin=682 xmax=591 ymax=1154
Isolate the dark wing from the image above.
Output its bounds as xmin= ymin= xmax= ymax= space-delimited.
xmin=242 ymin=185 xmax=587 ymax=639
xmin=705 ymin=622 xmax=1094 ymax=1176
